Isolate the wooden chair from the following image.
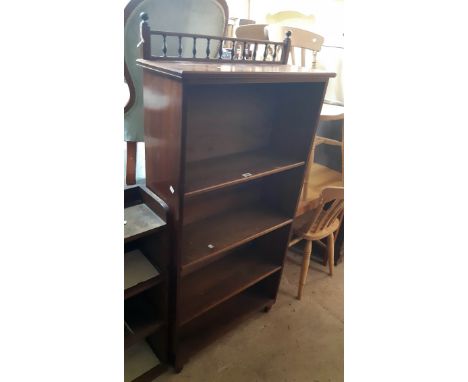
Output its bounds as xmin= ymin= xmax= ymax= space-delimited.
xmin=124 ymin=0 xmax=229 ymax=184
xmin=288 ymin=186 xmax=344 ymax=300
xmin=266 ymin=25 xmax=324 ymax=68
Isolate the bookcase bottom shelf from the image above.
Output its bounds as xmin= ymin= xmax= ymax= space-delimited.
xmin=177 ymin=289 xmax=275 ymax=366
xmin=179 ymin=247 xmax=281 ymax=324
xmin=125 ymin=340 xmax=167 ymax=382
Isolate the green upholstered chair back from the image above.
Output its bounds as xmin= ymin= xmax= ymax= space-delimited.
xmin=124 ymin=0 xmax=228 ymax=142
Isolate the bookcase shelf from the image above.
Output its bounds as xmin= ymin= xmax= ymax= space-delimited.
xmin=124 ymin=341 xmax=166 ymax=382
xmin=124 ymin=204 xmax=165 ymax=244
xmin=181 ymin=205 xmax=291 ymax=275
xmin=179 ymin=246 xmax=282 ymax=325
xmin=179 ymin=287 xmax=275 ymax=363
xmin=138 ymin=59 xmax=334 ymax=371
xmin=184 ymin=149 xmax=304 ymax=197
xmin=124 ymin=249 xmax=162 ymax=300
xmin=125 ymin=292 xmax=165 ymax=348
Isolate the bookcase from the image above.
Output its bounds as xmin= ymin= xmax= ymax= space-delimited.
xmin=137 ymin=59 xmax=334 ymax=371
xmin=124 ymin=185 xmax=170 ymax=381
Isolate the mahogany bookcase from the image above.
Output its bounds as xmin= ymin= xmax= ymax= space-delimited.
xmin=137 ymin=58 xmax=334 ymax=371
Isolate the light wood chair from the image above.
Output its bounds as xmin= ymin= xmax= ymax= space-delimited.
xmin=266 ymin=25 xmax=324 ymax=68
xmin=289 ymin=186 xmax=344 ymax=300
xmin=302 ymin=103 xmax=344 ymax=203
xmin=235 ymin=24 xmax=269 ymax=60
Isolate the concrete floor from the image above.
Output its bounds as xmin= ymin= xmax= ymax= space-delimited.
xmin=158 ymin=251 xmax=344 ymax=382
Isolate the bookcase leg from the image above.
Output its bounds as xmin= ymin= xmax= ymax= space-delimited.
xmin=174 ymin=365 xmax=183 ymax=374
xmin=174 ymin=361 xmax=184 ymax=374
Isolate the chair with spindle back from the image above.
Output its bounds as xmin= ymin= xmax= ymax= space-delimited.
xmin=288 ymin=186 xmax=344 ymax=300
xmin=235 ymin=24 xmax=270 ymax=60
xmin=124 ymin=0 xmax=229 ymax=184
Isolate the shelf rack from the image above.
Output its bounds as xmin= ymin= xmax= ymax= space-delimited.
xmin=136 ymin=16 xmax=335 ymax=372
xmin=124 ymin=185 xmax=170 ymax=381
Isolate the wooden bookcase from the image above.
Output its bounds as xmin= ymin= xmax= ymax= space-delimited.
xmin=137 ymin=60 xmax=334 ymax=371
xmin=124 ymin=185 xmax=170 ymax=381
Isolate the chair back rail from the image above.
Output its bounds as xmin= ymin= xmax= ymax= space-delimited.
xmin=295 ymin=186 xmax=344 ymax=235
xmin=266 ymin=25 xmax=324 ymax=68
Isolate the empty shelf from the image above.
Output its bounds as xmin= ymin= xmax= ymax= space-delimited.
xmin=185 ymin=150 xmax=304 ymax=197
xmin=179 ymin=249 xmax=281 ymax=325
xmin=124 ymin=203 xmax=165 ymax=243
xmin=181 ymin=205 xmax=291 ymax=275
xmin=125 ymin=293 xmax=164 ymax=348
xmin=124 ymin=341 xmax=165 ymax=382
xmin=179 ymin=290 xmax=274 ymax=363
xmin=124 ymin=250 xmax=162 ymax=299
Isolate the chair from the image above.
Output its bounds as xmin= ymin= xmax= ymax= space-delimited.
xmin=235 ymin=24 xmax=268 ymax=40
xmin=124 ymin=0 xmax=229 ymax=184
xmin=235 ymin=24 xmax=269 ymax=60
xmin=288 ymin=186 xmax=344 ymax=300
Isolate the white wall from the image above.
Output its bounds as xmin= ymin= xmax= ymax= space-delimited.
xmin=226 ymin=0 xmax=250 ymax=19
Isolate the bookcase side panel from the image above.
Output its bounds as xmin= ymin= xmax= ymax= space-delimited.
xmin=142 ymin=71 xmax=184 ymax=219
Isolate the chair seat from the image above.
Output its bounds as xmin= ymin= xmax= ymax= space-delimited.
xmin=295 ymin=217 xmax=340 ymax=241
xmin=296 ymin=163 xmax=343 ymax=215
xmin=320 ymin=103 xmax=344 ymax=121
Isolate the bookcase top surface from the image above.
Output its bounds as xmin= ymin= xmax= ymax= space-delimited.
xmin=136 ymin=59 xmax=336 ymax=83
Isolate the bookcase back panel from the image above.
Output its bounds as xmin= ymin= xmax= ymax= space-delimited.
xmin=182 ymin=181 xmax=262 ymax=226
xmin=184 ymin=84 xmax=278 ymax=163
xmin=183 ymin=82 xmax=327 ymax=172
xmin=271 ymin=82 xmax=328 ymax=162
xmin=182 ymin=169 xmax=302 ymax=227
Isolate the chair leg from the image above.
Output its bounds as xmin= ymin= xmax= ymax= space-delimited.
xmin=297 ymin=240 xmax=312 ymax=300
xmin=126 ymin=141 xmax=137 ymax=185
xmin=327 ymin=233 xmax=335 ymax=276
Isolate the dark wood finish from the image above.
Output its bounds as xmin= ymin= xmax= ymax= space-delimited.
xmin=124 ymin=203 xmax=166 ymax=244
xmin=180 ymin=248 xmax=281 ymax=324
xmin=126 ymin=141 xmax=137 ymax=185
xmin=137 ymin=60 xmax=334 ymax=84
xmin=184 ymin=150 xmax=304 ymax=197
xmin=178 ymin=280 xmax=276 ymax=365
xmin=124 ymin=186 xmax=170 ymax=380
xmin=132 ymin=363 xmax=168 ymax=382
xmin=139 ymin=58 xmax=334 ymax=370
xmin=125 ymin=292 xmax=165 ymax=348
xmin=182 ymin=206 xmax=291 ymax=275
xmin=125 ymin=273 xmax=163 ymax=300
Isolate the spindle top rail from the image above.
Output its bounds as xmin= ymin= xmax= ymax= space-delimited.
xmin=138 ymin=12 xmax=292 ymax=64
